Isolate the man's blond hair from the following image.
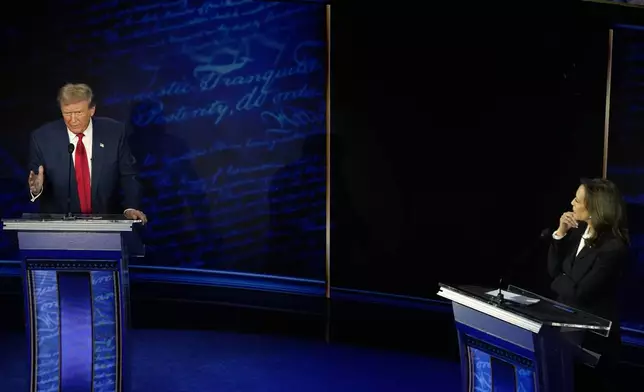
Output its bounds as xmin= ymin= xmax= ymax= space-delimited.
xmin=58 ymin=83 xmax=94 ymax=107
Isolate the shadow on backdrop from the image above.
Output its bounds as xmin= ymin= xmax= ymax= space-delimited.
xmin=267 ymin=132 xmax=328 ymax=279
xmin=127 ymin=99 xmax=220 ymax=269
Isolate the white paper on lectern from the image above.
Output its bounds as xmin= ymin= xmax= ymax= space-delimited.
xmin=485 ymin=289 xmax=540 ymax=305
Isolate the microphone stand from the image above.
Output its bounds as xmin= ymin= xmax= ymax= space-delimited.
xmin=491 ymin=278 xmax=506 ymax=305
xmin=492 ymin=228 xmax=551 ymax=306
xmin=64 ymin=143 xmax=75 ymax=221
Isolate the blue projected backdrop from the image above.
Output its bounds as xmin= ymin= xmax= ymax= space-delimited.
xmin=0 ymin=0 xmax=328 ymax=281
xmin=605 ymin=26 xmax=644 ymax=330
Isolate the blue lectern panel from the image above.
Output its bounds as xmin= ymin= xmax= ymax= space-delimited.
xmin=458 ymin=323 xmax=536 ymax=364
xmin=25 ymin=260 xmax=123 ymax=392
xmin=91 ymin=270 xmax=120 ymax=392
xmin=58 ymin=272 xmax=93 ymax=392
xmin=459 ymin=320 xmax=538 ymax=392
xmin=468 ymin=347 xmax=491 ymax=391
xmin=516 ymin=368 xmax=536 ymax=392
xmin=467 ymin=347 xmax=536 ymax=392
xmin=29 ymin=270 xmax=61 ymax=392
xmin=491 ymin=357 xmax=516 ymax=392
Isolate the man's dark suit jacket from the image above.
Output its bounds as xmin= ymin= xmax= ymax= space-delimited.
xmin=28 ymin=117 xmax=141 ymax=214
xmin=547 ymin=222 xmax=627 ymax=365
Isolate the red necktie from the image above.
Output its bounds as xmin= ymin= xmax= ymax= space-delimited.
xmin=75 ymin=134 xmax=92 ymax=214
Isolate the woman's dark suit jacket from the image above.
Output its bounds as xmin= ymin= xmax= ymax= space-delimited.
xmin=547 ymin=222 xmax=628 ymax=366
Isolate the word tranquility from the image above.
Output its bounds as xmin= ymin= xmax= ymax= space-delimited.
xmin=104 ymin=41 xmax=323 ymax=106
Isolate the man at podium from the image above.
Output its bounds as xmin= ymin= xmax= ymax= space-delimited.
xmin=26 ymin=83 xmax=147 ymax=224
xmin=548 ymin=178 xmax=629 ymax=390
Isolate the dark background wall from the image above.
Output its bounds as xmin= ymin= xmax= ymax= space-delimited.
xmin=0 ymin=0 xmax=642 ymax=328
xmin=330 ymin=1 xmax=608 ymax=297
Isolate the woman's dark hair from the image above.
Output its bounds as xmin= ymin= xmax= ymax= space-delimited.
xmin=581 ymin=178 xmax=629 ymax=247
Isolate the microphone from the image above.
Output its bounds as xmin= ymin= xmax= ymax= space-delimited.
xmin=64 ymin=143 xmax=75 ymax=220
xmin=492 ymin=228 xmax=551 ymax=305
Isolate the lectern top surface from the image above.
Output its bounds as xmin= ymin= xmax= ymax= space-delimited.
xmin=439 ymin=283 xmax=612 ymax=336
xmin=2 ymin=214 xmax=141 ymax=232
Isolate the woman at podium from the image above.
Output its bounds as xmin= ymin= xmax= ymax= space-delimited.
xmin=548 ymin=178 xmax=629 ymax=391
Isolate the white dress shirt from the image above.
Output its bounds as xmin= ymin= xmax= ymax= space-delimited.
xmin=552 ymin=225 xmax=592 ymax=256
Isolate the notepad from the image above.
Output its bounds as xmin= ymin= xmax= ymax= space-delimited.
xmin=485 ymin=289 xmax=540 ymax=305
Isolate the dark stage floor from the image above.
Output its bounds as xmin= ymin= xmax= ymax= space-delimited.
xmin=0 ymin=329 xmax=461 ymax=392
xmin=1 ymin=278 xmax=643 ymax=391
xmin=0 ymin=279 xmax=462 ymax=391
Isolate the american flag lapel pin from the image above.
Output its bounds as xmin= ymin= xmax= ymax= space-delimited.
xmin=99 ymin=143 xmax=104 ymax=148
